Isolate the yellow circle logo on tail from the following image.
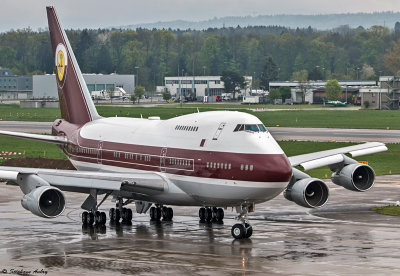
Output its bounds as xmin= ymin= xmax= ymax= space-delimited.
xmin=55 ymin=44 xmax=68 ymax=84
xmin=56 ymin=50 xmax=65 ymax=81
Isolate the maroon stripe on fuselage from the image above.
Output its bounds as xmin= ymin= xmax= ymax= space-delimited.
xmin=64 ymin=133 xmax=292 ymax=183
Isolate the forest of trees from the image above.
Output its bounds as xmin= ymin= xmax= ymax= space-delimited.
xmin=1 ymin=24 xmax=400 ymax=92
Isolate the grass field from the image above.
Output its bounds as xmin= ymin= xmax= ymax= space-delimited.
xmin=1 ymin=103 xmax=400 ymax=129
xmin=0 ymin=136 xmax=398 ymax=178
xmin=372 ymin=206 xmax=400 ymax=216
xmin=165 ymin=103 xmax=339 ymax=109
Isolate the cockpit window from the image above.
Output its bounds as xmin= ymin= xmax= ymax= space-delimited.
xmin=258 ymin=124 xmax=267 ymax=132
xmin=234 ymin=124 xmax=268 ymax=132
xmin=244 ymin=124 xmax=259 ymax=132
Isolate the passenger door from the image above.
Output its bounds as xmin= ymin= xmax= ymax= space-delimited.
xmin=160 ymin=147 xmax=168 ymax=172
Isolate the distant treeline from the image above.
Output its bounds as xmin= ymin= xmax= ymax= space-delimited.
xmin=1 ymin=24 xmax=400 ymax=90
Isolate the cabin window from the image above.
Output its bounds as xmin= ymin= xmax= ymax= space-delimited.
xmin=250 ymin=165 xmax=254 ymax=171
xmin=206 ymin=162 xmax=209 ymax=168
xmin=240 ymin=164 xmax=244 ymax=170
xmin=228 ymin=164 xmax=231 ymax=169
xmin=224 ymin=163 xmax=227 ymax=169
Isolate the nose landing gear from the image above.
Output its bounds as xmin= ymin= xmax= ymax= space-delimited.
xmin=231 ymin=205 xmax=253 ymax=239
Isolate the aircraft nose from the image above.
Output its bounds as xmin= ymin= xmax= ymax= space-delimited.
xmin=263 ymin=154 xmax=292 ymax=182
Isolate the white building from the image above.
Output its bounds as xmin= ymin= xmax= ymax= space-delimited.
xmin=164 ymin=76 xmax=253 ymax=100
xmin=33 ymin=74 xmax=135 ymax=99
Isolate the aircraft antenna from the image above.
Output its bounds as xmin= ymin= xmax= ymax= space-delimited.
xmin=141 ymin=114 xmax=143 ymax=119
xmin=197 ymin=108 xmax=200 ymax=113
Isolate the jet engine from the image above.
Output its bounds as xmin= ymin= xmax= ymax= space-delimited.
xmin=21 ymin=186 xmax=66 ymax=218
xmin=331 ymin=163 xmax=375 ymax=192
xmin=284 ymin=177 xmax=329 ymax=208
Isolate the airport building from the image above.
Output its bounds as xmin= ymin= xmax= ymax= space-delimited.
xmin=359 ymin=76 xmax=400 ymax=110
xmin=0 ymin=69 xmax=33 ymax=99
xmin=270 ymin=80 xmax=377 ymax=103
xmin=33 ymin=74 xmax=135 ymax=99
xmin=164 ymin=76 xmax=253 ymax=100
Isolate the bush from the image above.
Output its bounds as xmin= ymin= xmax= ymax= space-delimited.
xmin=364 ymin=101 xmax=370 ymax=109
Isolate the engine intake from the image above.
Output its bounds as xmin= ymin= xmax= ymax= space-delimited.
xmin=284 ymin=178 xmax=329 ymax=208
xmin=21 ymin=186 xmax=66 ymax=218
xmin=331 ymin=163 xmax=375 ymax=192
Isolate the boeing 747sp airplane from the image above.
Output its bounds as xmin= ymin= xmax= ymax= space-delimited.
xmin=0 ymin=7 xmax=388 ymax=239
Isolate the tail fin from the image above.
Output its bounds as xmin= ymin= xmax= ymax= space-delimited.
xmin=46 ymin=6 xmax=101 ymax=125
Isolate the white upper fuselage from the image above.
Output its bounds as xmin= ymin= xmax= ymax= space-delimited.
xmin=57 ymin=110 xmax=292 ymax=206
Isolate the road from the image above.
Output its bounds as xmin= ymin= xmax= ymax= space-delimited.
xmin=0 ymin=121 xmax=398 ymax=143
xmin=1 ymin=175 xmax=400 ymax=275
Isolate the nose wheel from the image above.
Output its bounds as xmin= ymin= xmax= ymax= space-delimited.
xmin=231 ymin=205 xmax=253 ymax=239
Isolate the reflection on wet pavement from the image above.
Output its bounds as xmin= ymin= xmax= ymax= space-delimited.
xmin=1 ymin=175 xmax=400 ymax=275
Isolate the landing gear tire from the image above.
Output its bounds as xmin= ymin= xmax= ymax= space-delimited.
xmin=231 ymin=223 xmax=246 ymax=239
xmin=109 ymin=208 xmax=115 ymax=221
xmin=162 ymin=207 xmax=173 ymax=221
xmin=216 ymin=208 xmax=224 ymax=222
xmin=244 ymin=223 xmax=253 ymax=238
xmin=205 ymin=208 xmax=213 ymax=222
xmin=122 ymin=208 xmax=133 ymax=222
xmin=150 ymin=206 xmax=161 ymax=221
xmin=199 ymin=207 xmax=206 ymax=222
xmin=82 ymin=211 xmax=88 ymax=224
xmin=86 ymin=212 xmax=94 ymax=225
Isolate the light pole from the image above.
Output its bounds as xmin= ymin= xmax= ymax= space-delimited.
xmin=202 ymin=66 xmax=206 ymax=76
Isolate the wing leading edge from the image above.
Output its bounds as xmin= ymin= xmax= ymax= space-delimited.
xmin=288 ymin=142 xmax=387 ymax=171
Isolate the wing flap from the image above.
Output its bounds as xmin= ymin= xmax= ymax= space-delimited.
xmin=0 ymin=166 xmax=166 ymax=192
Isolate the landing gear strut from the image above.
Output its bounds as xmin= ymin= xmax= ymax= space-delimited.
xmin=231 ymin=205 xmax=253 ymax=239
xmin=199 ymin=207 xmax=224 ymax=223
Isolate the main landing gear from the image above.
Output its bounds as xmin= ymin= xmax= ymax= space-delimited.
xmin=82 ymin=210 xmax=107 ymax=226
xmin=81 ymin=190 xmax=109 ymax=226
xmin=109 ymin=198 xmax=133 ymax=224
xmin=149 ymin=206 xmax=173 ymax=221
xmin=198 ymin=207 xmax=224 ymax=223
xmin=231 ymin=205 xmax=253 ymax=239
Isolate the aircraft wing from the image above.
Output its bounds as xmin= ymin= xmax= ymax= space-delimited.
xmin=288 ymin=142 xmax=387 ymax=171
xmin=0 ymin=166 xmax=166 ymax=192
xmin=0 ymin=130 xmax=67 ymax=144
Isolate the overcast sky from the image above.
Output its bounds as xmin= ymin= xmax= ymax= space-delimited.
xmin=1 ymin=0 xmax=399 ymax=32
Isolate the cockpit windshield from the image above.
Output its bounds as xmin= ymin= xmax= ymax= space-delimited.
xmin=233 ymin=124 xmax=268 ymax=133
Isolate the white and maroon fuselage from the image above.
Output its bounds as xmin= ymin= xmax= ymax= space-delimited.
xmin=53 ymin=110 xmax=292 ymax=207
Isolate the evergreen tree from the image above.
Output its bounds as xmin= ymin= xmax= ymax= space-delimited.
xmin=260 ymin=56 xmax=278 ymax=90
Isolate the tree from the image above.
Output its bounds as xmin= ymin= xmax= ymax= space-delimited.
xmin=221 ymin=70 xmax=245 ymax=100
xmin=260 ymin=56 xmax=278 ymax=90
xmin=268 ymin=88 xmax=281 ymax=103
xmin=361 ymin=63 xmax=375 ymax=79
xmin=291 ymin=70 xmax=310 ymax=103
xmin=162 ymin=90 xmax=171 ymax=102
xmin=130 ymin=94 xmax=137 ymax=104
xmin=134 ymin=86 xmax=145 ymax=103
xmin=308 ymin=67 xmax=324 ymax=80
xmin=325 ymin=79 xmax=342 ymax=100
xmin=279 ymin=86 xmax=292 ymax=101
xmin=384 ymin=39 xmax=400 ymax=75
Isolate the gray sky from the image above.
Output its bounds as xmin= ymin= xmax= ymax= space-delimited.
xmin=1 ymin=0 xmax=399 ymax=32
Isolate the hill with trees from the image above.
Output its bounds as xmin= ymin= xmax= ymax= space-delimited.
xmin=1 ymin=23 xmax=400 ymax=91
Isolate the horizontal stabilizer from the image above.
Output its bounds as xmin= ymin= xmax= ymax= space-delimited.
xmin=0 ymin=130 xmax=67 ymax=144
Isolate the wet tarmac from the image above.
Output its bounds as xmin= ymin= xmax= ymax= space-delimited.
xmin=1 ymin=175 xmax=400 ymax=275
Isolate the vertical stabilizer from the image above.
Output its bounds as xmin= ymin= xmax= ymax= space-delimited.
xmin=46 ymin=6 xmax=101 ymax=125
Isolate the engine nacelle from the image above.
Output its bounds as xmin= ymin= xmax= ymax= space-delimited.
xmin=284 ymin=178 xmax=329 ymax=208
xmin=331 ymin=163 xmax=375 ymax=192
xmin=21 ymin=186 xmax=66 ymax=218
